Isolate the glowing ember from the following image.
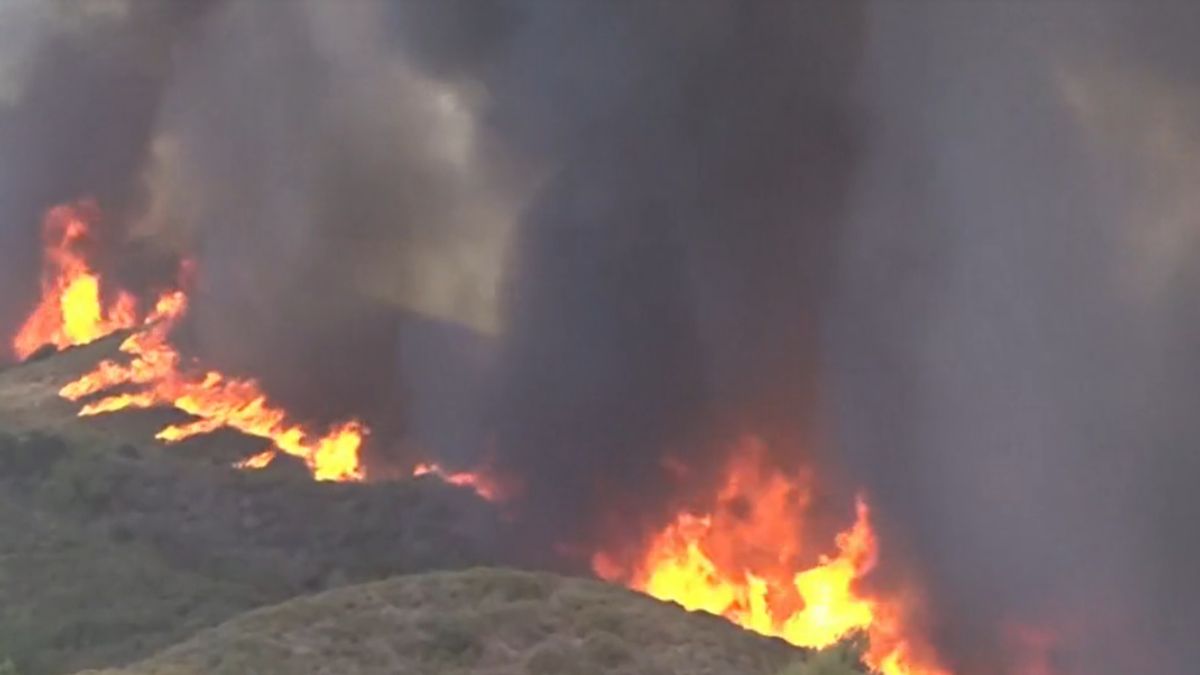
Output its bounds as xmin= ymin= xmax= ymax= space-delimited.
xmin=12 ymin=203 xmax=137 ymax=360
xmin=593 ymin=437 xmax=948 ymax=675
xmin=413 ymin=462 xmax=502 ymax=501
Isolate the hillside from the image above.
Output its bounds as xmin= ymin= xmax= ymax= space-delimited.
xmin=79 ymin=568 xmax=866 ymax=675
xmin=0 ymin=428 xmax=507 ymax=675
xmin=0 ymin=341 xmax=868 ymax=675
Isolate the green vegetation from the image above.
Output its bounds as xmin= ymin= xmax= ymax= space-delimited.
xmin=0 ymin=430 xmax=871 ymax=675
xmin=82 ymin=568 xmax=842 ymax=675
xmin=0 ymin=431 xmax=502 ymax=674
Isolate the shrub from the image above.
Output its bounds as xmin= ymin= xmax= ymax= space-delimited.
xmin=418 ymin=615 xmax=482 ymax=665
xmin=581 ymin=630 xmax=633 ymax=668
xmin=525 ymin=640 xmax=603 ymax=675
xmin=775 ymin=633 xmax=870 ymax=675
xmin=0 ymin=433 xmax=68 ymax=481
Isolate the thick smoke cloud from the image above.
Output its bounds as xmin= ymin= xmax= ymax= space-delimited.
xmin=130 ymin=0 xmax=522 ymax=445
xmin=833 ymin=2 xmax=1200 ymax=672
xmin=136 ymin=0 xmax=864 ymax=525
xmin=477 ymin=1 xmax=865 ymax=553
xmin=0 ymin=0 xmax=217 ymax=349
xmin=5 ymin=1 xmax=1200 ymax=673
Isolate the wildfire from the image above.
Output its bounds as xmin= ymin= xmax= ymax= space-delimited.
xmin=12 ymin=202 xmax=137 ymax=359
xmin=15 ymin=202 xmax=366 ymax=482
xmin=594 ymin=438 xmax=948 ymax=675
xmin=58 ymin=289 xmax=366 ymax=482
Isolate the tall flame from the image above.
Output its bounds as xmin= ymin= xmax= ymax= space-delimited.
xmin=15 ymin=201 xmax=366 ymax=482
xmin=593 ymin=438 xmax=949 ymax=675
xmin=12 ymin=203 xmax=137 ymax=360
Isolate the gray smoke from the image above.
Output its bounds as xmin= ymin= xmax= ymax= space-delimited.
xmin=833 ymin=1 xmax=1200 ymax=672
xmin=3 ymin=0 xmax=1199 ymax=672
xmin=133 ymin=0 xmax=864 ymax=514
xmin=0 ymin=0 xmax=218 ymax=344
xmin=480 ymin=0 xmax=864 ymax=556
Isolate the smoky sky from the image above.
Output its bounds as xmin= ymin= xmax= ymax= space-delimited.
xmin=476 ymin=0 xmax=864 ymax=558
xmin=833 ymin=2 xmax=1200 ymax=673
xmin=0 ymin=0 xmax=218 ymax=343
xmin=3 ymin=1 xmax=1200 ymax=673
xmin=127 ymin=0 xmax=863 ymax=527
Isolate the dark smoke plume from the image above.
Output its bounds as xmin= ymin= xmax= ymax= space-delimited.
xmin=134 ymin=0 xmax=864 ymax=511
xmin=833 ymin=2 xmax=1200 ymax=672
xmin=4 ymin=1 xmax=1200 ymax=673
xmin=479 ymin=1 xmax=865 ymax=555
xmin=0 ymin=0 xmax=218 ymax=348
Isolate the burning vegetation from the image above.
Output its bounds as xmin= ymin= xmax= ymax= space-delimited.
xmin=11 ymin=200 xmax=506 ymax=490
xmin=11 ymin=200 xmax=952 ymax=673
xmin=8 ymin=197 xmax=966 ymax=674
xmin=5 ymin=0 xmax=1196 ymax=671
xmin=12 ymin=203 xmax=138 ymax=361
xmin=593 ymin=438 xmax=947 ymax=675
xmin=13 ymin=202 xmax=367 ymax=482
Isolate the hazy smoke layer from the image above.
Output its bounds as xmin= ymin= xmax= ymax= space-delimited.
xmin=3 ymin=1 xmax=1200 ymax=672
xmin=834 ymin=2 xmax=1200 ymax=672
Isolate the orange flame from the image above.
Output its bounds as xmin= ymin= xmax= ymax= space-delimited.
xmin=59 ymin=292 xmax=366 ymax=482
xmin=594 ymin=437 xmax=949 ymax=675
xmin=13 ymin=201 xmax=367 ymax=482
xmin=12 ymin=203 xmax=137 ymax=360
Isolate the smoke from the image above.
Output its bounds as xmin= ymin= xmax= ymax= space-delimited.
xmin=832 ymin=1 xmax=1200 ymax=672
xmin=4 ymin=0 xmax=1200 ymax=672
xmin=130 ymin=0 xmax=865 ymax=514
xmin=480 ymin=0 xmax=865 ymax=553
xmin=0 ymin=0 xmax=217 ymax=349
xmin=118 ymin=0 xmax=525 ymax=445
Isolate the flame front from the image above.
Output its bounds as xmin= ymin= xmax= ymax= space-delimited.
xmin=12 ymin=203 xmax=137 ymax=360
xmin=15 ymin=201 xmax=366 ymax=482
xmin=594 ymin=438 xmax=949 ymax=675
xmin=59 ymin=291 xmax=366 ymax=481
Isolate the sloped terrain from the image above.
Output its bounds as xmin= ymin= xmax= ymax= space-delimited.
xmin=0 ymin=341 xmax=868 ymax=675
xmin=0 ymin=331 xmax=524 ymax=673
xmin=80 ymin=568 xmax=861 ymax=675
xmin=0 ymin=333 xmax=134 ymax=439
xmin=0 ymin=429 xmax=506 ymax=675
